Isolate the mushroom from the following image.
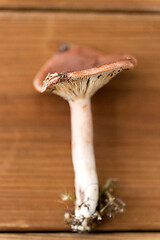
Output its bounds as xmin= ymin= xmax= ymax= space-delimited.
xmin=33 ymin=44 xmax=137 ymax=232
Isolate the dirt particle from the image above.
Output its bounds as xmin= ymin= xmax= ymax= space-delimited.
xmin=97 ymin=74 xmax=102 ymax=79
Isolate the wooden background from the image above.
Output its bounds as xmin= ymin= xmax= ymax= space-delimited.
xmin=0 ymin=0 xmax=160 ymax=239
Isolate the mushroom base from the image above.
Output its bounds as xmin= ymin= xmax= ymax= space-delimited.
xmin=64 ymin=179 xmax=126 ymax=232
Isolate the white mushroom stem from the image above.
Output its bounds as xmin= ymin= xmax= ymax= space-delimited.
xmin=69 ymin=98 xmax=98 ymax=228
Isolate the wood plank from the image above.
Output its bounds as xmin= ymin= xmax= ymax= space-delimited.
xmin=0 ymin=12 xmax=160 ymax=231
xmin=0 ymin=233 xmax=160 ymax=240
xmin=0 ymin=0 xmax=160 ymax=12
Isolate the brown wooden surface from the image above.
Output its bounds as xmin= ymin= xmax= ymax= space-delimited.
xmin=0 ymin=233 xmax=160 ymax=240
xmin=0 ymin=12 xmax=160 ymax=232
xmin=0 ymin=0 xmax=160 ymax=12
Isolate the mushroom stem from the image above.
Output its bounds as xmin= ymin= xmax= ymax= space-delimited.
xmin=69 ymin=98 xmax=98 ymax=231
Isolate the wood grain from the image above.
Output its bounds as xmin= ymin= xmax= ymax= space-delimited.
xmin=0 ymin=0 xmax=160 ymax=12
xmin=0 ymin=233 xmax=160 ymax=240
xmin=0 ymin=12 xmax=160 ymax=231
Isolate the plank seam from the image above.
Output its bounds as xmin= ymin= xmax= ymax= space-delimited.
xmin=0 ymin=230 xmax=159 ymax=234
xmin=0 ymin=7 xmax=160 ymax=14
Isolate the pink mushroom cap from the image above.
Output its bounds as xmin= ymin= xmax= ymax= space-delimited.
xmin=33 ymin=44 xmax=137 ymax=100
